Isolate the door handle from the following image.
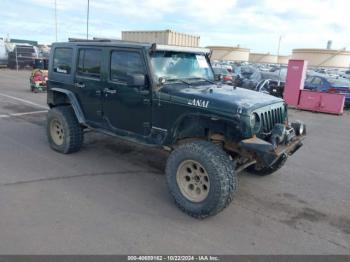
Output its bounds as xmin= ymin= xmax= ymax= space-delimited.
xmin=75 ymin=82 xmax=85 ymax=88
xmin=104 ymin=88 xmax=117 ymax=94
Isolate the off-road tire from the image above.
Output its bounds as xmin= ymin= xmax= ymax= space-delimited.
xmin=246 ymin=154 xmax=287 ymax=176
xmin=47 ymin=106 xmax=83 ymax=154
xmin=165 ymin=141 xmax=237 ymax=219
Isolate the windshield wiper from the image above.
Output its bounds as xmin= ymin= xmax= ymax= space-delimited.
xmin=186 ymin=77 xmax=216 ymax=84
xmin=164 ymin=78 xmax=191 ymax=86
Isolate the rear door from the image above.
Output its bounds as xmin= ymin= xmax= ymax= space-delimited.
xmin=74 ymin=47 xmax=104 ymax=125
xmin=102 ymin=48 xmax=152 ymax=136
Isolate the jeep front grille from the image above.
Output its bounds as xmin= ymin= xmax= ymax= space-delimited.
xmin=260 ymin=107 xmax=284 ymax=132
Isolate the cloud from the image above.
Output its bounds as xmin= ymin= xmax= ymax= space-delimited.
xmin=0 ymin=0 xmax=349 ymax=54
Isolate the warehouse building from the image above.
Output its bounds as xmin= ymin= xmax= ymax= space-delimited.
xmin=121 ymin=30 xmax=200 ymax=47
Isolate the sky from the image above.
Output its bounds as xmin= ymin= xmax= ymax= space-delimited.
xmin=1 ymin=0 xmax=350 ymax=55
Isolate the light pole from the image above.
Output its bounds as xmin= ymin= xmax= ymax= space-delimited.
xmin=86 ymin=0 xmax=90 ymax=39
xmin=277 ymin=36 xmax=282 ymax=83
xmin=54 ymin=0 xmax=58 ymax=42
xmin=277 ymin=35 xmax=282 ymax=61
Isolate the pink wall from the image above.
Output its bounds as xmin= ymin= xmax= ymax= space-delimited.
xmin=284 ymin=60 xmax=308 ymax=107
xmin=284 ymin=59 xmax=345 ymax=115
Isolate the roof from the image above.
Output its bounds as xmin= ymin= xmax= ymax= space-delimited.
xmin=52 ymin=41 xmax=210 ymax=54
xmin=54 ymin=40 xmax=152 ymax=49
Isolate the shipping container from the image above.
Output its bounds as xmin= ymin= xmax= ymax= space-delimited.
xmin=121 ymin=30 xmax=200 ymax=47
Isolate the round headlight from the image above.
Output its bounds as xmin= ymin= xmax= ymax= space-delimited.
xmin=250 ymin=113 xmax=261 ymax=133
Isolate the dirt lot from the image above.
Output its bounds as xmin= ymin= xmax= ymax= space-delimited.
xmin=0 ymin=69 xmax=349 ymax=254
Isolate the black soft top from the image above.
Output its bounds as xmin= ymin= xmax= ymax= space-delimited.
xmin=52 ymin=40 xmax=152 ymax=50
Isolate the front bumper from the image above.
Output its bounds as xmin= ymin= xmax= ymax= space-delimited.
xmin=239 ymin=122 xmax=306 ymax=167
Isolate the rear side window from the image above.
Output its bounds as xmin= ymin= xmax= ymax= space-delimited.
xmin=53 ymin=48 xmax=73 ymax=74
xmin=110 ymin=51 xmax=145 ymax=83
xmin=77 ymin=49 xmax=102 ymax=78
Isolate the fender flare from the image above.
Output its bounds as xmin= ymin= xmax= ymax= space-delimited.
xmin=50 ymin=88 xmax=86 ymax=124
xmin=169 ymin=112 xmax=240 ymax=144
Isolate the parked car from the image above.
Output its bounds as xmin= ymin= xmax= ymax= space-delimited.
xmin=256 ymin=79 xmax=285 ymax=98
xmin=7 ymin=44 xmax=37 ymax=69
xmin=238 ymin=69 xmax=285 ymax=90
xmin=341 ymin=70 xmax=350 ymax=81
xmin=212 ymin=67 xmax=233 ymax=84
xmin=304 ymin=74 xmax=350 ymax=107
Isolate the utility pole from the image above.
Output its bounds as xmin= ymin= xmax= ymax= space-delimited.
xmin=86 ymin=0 xmax=90 ymax=39
xmin=54 ymin=0 xmax=58 ymax=42
xmin=277 ymin=35 xmax=282 ymax=61
xmin=277 ymin=36 xmax=282 ymax=83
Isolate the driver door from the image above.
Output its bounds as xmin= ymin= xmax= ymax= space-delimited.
xmin=102 ymin=49 xmax=152 ymax=136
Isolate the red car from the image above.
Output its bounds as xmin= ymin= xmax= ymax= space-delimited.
xmin=212 ymin=67 xmax=233 ymax=84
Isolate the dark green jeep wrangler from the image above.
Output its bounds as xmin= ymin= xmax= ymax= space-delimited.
xmin=47 ymin=40 xmax=306 ymax=218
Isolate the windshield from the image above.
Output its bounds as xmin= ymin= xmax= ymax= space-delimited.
xmin=150 ymin=51 xmax=214 ymax=82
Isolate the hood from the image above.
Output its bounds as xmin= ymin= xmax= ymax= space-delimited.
xmin=160 ymin=83 xmax=284 ymax=115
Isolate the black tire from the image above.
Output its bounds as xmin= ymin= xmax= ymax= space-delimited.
xmin=46 ymin=106 xmax=83 ymax=154
xmin=165 ymin=141 xmax=237 ymax=219
xmin=246 ymin=154 xmax=287 ymax=176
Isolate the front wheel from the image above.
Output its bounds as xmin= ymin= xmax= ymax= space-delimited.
xmin=165 ymin=141 xmax=236 ymax=219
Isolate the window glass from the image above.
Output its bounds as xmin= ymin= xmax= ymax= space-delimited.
xmin=150 ymin=51 xmax=214 ymax=81
xmin=77 ymin=49 xmax=102 ymax=78
xmin=110 ymin=51 xmax=145 ymax=83
xmin=53 ymin=48 xmax=73 ymax=74
xmin=305 ymin=76 xmax=313 ymax=84
xmin=311 ymin=77 xmax=322 ymax=85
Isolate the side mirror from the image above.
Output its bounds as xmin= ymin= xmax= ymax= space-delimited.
xmin=128 ymin=74 xmax=146 ymax=86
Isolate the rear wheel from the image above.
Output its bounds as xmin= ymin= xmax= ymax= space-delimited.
xmin=47 ymin=106 xmax=83 ymax=154
xmin=166 ymin=141 xmax=236 ymax=218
